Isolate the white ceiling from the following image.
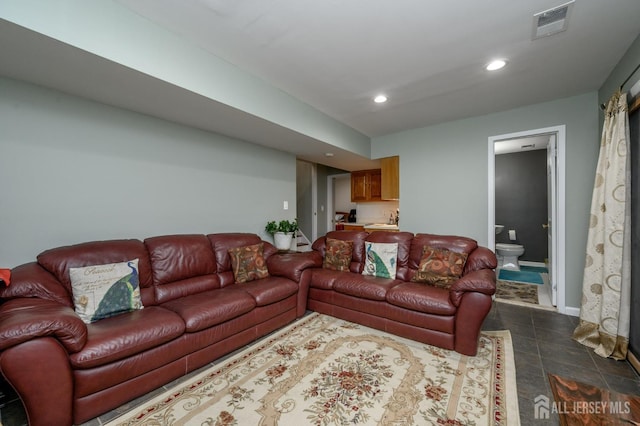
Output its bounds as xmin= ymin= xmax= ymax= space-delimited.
xmin=1 ymin=1 xmax=639 ymax=170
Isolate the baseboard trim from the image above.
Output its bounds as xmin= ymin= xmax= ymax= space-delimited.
xmin=519 ymin=261 xmax=546 ymax=268
xmin=564 ymin=306 xmax=580 ymax=317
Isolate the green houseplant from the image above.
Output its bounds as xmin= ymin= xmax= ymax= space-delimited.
xmin=265 ymin=219 xmax=298 ymax=250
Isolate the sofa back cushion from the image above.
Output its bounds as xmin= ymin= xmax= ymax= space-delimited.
xmin=145 ymin=234 xmax=219 ymax=304
xmin=365 ymin=231 xmax=414 ymax=281
xmin=207 ymin=233 xmax=277 ymax=287
xmin=312 ymin=231 xmax=368 ymax=274
xmin=408 ymin=234 xmax=477 ymax=281
xmin=37 ymin=239 xmax=155 ymax=306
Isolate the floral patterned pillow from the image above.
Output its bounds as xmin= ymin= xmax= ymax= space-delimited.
xmin=411 ymin=246 xmax=468 ymax=289
xmin=323 ymin=238 xmax=353 ymax=272
xmin=362 ymin=242 xmax=398 ymax=279
xmin=228 ymin=243 xmax=270 ymax=283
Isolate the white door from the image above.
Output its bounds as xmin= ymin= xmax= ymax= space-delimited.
xmin=547 ymin=134 xmax=557 ymax=306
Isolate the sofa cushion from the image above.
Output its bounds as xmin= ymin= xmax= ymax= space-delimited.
xmin=333 ymin=274 xmax=402 ymax=301
xmin=386 ymin=282 xmax=457 ymax=316
xmin=365 ymin=231 xmax=413 ymax=281
xmin=408 ymin=234 xmax=477 ymax=270
xmin=161 ymin=287 xmax=256 ymax=332
xmin=314 ymin=231 xmax=368 ymax=273
xmin=362 ymin=242 xmax=398 ymax=279
xmin=228 ymin=243 xmax=270 ymax=283
xmin=239 ymin=276 xmax=298 ymax=306
xmin=37 ymin=239 xmax=155 ymax=306
xmin=323 ymin=238 xmax=353 ymax=271
xmin=69 ymin=306 xmax=185 ymax=369
xmin=69 ymin=259 xmax=143 ymax=324
xmin=144 ymin=234 xmax=217 ymax=286
xmin=411 ymin=246 xmax=468 ymax=288
xmin=0 ymin=262 xmax=74 ymax=307
xmin=309 ymin=268 xmax=342 ymax=290
xmin=207 ymin=233 xmax=277 ymax=287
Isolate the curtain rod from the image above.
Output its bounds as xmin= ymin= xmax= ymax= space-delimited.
xmin=600 ymin=62 xmax=640 ymax=110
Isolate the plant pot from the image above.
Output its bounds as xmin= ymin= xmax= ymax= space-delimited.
xmin=273 ymin=232 xmax=293 ymax=251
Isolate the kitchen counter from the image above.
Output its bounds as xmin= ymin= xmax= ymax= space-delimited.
xmin=363 ymin=223 xmax=399 ymax=231
xmin=340 ymin=222 xmax=399 ymax=232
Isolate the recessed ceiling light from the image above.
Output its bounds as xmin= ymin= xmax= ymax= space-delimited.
xmin=325 ymin=152 xmax=334 ymax=157
xmin=374 ymin=95 xmax=388 ymax=103
xmin=486 ymin=59 xmax=507 ymax=71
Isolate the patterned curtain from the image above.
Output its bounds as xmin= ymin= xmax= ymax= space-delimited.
xmin=573 ymin=91 xmax=631 ymax=360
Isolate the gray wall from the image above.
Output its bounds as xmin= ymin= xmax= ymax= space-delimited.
xmin=0 ymin=78 xmax=297 ymax=267
xmin=599 ymin=33 xmax=640 ymax=123
xmin=495 ymin=150 xmax=548 ymax=262
xmin=296 ymin=160 xmax=313 ymax=239
xmin=371 ymin=92 xmax=600 ymax=310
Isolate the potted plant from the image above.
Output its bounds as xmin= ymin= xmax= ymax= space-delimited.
xmin=265 ymin=219 xmax=299 ymax=250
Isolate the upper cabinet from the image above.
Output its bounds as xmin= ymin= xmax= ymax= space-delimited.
xmin=351 ymin=169 xmax=382 ymax=202
xmin=351 ymin=156 xmax=399 ymax=202
xmin=381 ymin=156 xmax=399 ymax=200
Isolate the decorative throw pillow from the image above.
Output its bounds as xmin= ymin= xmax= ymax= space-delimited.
xmin=362 ymin=242 xmax=398 ymax=279
xmin=69 ymin=259 xmax=143 ymax=324
xmin=323 ymin=238 xmax=353 ymax=272
xmin=411 ymin=246 xmax=468 ymax=289
xmin=0 ymin=268 xmax=10 ymax=286
xmin=228 ymin=243 xmax=270 ymax=283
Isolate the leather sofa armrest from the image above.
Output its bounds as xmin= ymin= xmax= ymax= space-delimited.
xmin=267 ymin=252 xmax=323 ymax=282
xmin=0 ymin=298 xmax=87 ymax=353
xmin=464 ymin=246 xmax=498 ymax=273
xmin=449 ymin=269 xmax=496 ymax=307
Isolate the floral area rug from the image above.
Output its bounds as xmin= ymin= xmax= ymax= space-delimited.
xmin=106 ymin=313 xmax=519 ymax=425
xmin=496 ymin=280 xmax=539 ymax=305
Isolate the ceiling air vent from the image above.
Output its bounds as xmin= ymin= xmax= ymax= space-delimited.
xmin=532 ymin=0 xmax=575 ymax=40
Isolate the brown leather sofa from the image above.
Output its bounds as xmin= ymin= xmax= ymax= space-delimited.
xmin=306 ymin=231 xmax=497 ymax=356
xmin=0 ymin=233 xmax=316 ymax=426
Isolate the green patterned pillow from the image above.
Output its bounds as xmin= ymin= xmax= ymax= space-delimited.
xmin=362 ymin=242 xmax=398 ymax=279
xmin=69 ymin=259 xmax=143 ymax=324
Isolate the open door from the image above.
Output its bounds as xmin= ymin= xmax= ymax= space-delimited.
xmin=547 ymin=134 xmax=557 ymax=306
xmin=489 ymin=125 xmax=566 ymax=313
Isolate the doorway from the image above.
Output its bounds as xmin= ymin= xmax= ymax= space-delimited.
xmin=326 ymin=173 xmax=354 ymax=232
xmin=296 ymin=160 xmax=317 ymax=244
xmin=488 ymin=126 xmax=566 ymax=313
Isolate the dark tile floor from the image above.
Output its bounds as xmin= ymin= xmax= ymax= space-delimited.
xmin=1 ymin=301 xmax=639 ymax=425
xmin=483 ymin=300 xmax=640 ymax=425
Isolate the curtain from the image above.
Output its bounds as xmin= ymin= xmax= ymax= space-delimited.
xmin=573 ymin=91 xmax=631 ymax=360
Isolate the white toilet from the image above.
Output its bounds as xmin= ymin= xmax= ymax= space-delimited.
xmin=495 ymin=243 xmax=525 ymax=271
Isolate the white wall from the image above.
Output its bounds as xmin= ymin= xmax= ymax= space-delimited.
xmin=0 ymin=78 xmax=296 ymax=267
xmin=334 ymin=175 xmax=354 ymax=213
xmin=372 ymin=92 xmax=600 ymax=309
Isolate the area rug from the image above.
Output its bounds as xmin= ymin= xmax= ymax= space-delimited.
xmin=105 ymin=313 xmax=519 ymax=425
xmin=498 ymin=267 xmax=544 ymax=285
xmin=548 ymin=374 xmax=640 ymax=425
xmin=496 ymin=280 xmax=539 ymax=305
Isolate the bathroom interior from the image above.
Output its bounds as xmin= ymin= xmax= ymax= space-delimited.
xmin=494 ymin=136 xmax=554 ymax=308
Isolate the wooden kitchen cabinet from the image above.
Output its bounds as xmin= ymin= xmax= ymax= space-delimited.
xmin=351 ymin=169 xmax=382 ymax=202
xmin=342 ymin=224 xmax=365 ymax=231
xmin=381 ymin=156 xmax=399 ymax=200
